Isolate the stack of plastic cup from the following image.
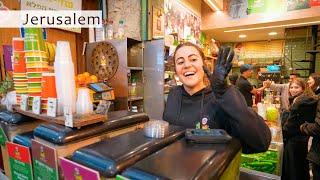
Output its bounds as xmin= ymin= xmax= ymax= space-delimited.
xmin=41 ymin=73 xmax=57 ymax=113
xmin=144 ymin=120 xmax=169 ymax=138
xmin=76 ymin=88 xmax=93 ymax=115
xmin=12 ymin=37 xmax=27 ymax=105
xmin=54 ymin=41 xmax=76 ymax=115
xmin=24 ymin=28 xmax=49 ymax=108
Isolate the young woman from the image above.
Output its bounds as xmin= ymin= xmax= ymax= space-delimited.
xmin=163 ymin=42 xmax=271 ymax=154
xmin=300 ymin=73 xmax=320 ymax=180
xmin=282 ymin=78 xmax=318 ymax=180
xmin=307 ymin=73 xmax=320 ymax=95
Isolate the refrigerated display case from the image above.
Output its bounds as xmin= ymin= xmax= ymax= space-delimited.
xmin=240 ymin=122 xmax=283 ymax=179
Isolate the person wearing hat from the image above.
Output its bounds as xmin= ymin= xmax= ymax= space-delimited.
xmin=236 ymin=64 xmax=267 ymax=107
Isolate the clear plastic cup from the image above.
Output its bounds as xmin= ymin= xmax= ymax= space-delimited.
xmin=76 ymin=88 xmax=93 ymax=115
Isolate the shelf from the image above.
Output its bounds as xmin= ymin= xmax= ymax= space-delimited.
xmin=128 ymin=67 xmax=143 ymax=71
xmin=128 ymin=96 xmax=144 ymax=102
xmin=260 ymin=71 xmax=281 ymax=74
xmin=12 ymin=105 xmax=107 ymax=128
xmin=306 ymin=50 xmax=320 ymax=54
xmin=314 ymin=43 xmax=320 ymax=48
xmin=295 ymin=68 xmax=312 ymax=71
xmin=292 ymin=60 xmax=312 ymax=62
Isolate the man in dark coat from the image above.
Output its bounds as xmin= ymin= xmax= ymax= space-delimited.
xmin=300 ymin=97 xmax=320 ymax=180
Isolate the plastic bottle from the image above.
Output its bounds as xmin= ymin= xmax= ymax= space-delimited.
xmin=54 ymin=41 xmax=76 ymax=115
xmin=118 ymin=20 xmax=125 ymax=39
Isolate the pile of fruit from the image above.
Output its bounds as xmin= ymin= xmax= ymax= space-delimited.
xmin=75 ymin=72 xmax=98 ymax=87
xmin=241 ymin=150 xmax=278 ymax=174
xmin=45 ymin=42 xmax=56 ymax=64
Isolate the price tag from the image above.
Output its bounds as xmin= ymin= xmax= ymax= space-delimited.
xmin=32 ymin=96 xmax=41 ymax=114
xmin=64 ymin=106 xmax=73 ymax=127
xmin=20 ymin=95 xmax=28 ymax=111
xmin=47 ymin=98 xmax=57 ymax=117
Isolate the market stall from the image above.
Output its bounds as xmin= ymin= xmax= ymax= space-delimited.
xmin=0 ymin=0 xmax=319 ymax=179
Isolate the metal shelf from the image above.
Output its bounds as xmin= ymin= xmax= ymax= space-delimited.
xmin=128 ymin=67 xmax=143 ymax=71
xmin=306 ymin=50 xmax=320 ymax=54
xmin=128 ymin=96 xmax=144 ymax=102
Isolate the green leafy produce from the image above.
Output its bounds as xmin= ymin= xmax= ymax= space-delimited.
xmin=241 ymin=150 xmax=278 ymax=174
xmin=0 ymin=76 xmax=13 ymax=96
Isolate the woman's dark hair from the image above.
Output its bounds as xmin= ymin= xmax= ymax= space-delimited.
xmin=309 ymin=73 xmax=320 ymax=91
xmin=173 ymin=42 xmax=205 ymax=65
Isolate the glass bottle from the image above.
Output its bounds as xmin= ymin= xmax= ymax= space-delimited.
xmin=118 ymin=20 xmax=125 ymax=39
xmin=106 ymin=20 xmax=113 ymax=40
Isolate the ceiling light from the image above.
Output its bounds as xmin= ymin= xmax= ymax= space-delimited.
xmin=224 ymin=20 xmax=320 ymax=32
xmin=268 ymin=32 xmax=277 ymax=36
xmin=239 ymin=34 xmax=247 ymax=38
xmin=205 ymin=0 xmax=222 ymax=11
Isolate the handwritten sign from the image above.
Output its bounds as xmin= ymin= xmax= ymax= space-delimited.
xmin=32 ymin=96 xmax=41 ymax=114
xmin=47 ymin=98 xmax=57 ymax=117
xmin=20 ymin=94 xmax=29 ymax=111
xmin=64 ymin=106 xmax=73 ymax=127
xmin=7 ymin=142 xmax=33 ymax=180
xmin=60 ymin=157 xmax=100 ymax=180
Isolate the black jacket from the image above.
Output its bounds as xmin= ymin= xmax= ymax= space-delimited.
xmin=300 ymin=96 xmax=320 ymax=165
xmin=314 ymin=86 xmax=320 ymax=95
xmin=283 ymin=94 xmax=318 ymax=139
xmin=163 ymin=85 xmax=271 ymax=154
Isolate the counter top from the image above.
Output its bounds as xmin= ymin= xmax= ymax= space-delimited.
xmin=122 ymin=138 xmax=242 ymax=179
xmin=33 ymin=110 xmax=149 ymax=145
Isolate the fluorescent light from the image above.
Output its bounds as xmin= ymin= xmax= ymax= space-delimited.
xmin=239 ymin=34 xmax=247 ymax=38
xmin=206 ymin=0 xmax=221 ymax=11
xmin=268 ymin=32 xmax=277 ymax=36
xmin=224 ymin=20 xmax=320 ymax=32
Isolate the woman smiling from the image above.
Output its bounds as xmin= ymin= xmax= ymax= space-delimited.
xmin=163 ymin=42 xmax=271 ymax=154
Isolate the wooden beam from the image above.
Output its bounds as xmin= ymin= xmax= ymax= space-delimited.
xmin=76 ymin=0 xmax=99 ymax=74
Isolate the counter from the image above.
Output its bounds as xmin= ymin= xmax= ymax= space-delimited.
xmin=122 ymin=138 xmax=242 ymax=180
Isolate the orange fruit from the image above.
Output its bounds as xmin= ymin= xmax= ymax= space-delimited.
xmin=83 ymin=72 xmax=90 ymax=78
xmin=77 ymin=74 xmax=85 ymax=82
xmin=90 ymin=75 xmax=98 ymax=83
xmin=85 ymin=76 xmax=91 ymax=84
xmin=77 ymin=74 xmax=86 ymax=86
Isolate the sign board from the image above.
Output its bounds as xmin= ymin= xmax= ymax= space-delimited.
xmin=0 ymin=127 xmax=8 ymax=147
xmin=47 ymin=98 xmax=57 ymax=117
xmin=32 ymin=96 xmax=41 ymax=114
xmin=60 ymin=157 xmax=100 ymax=180
xmin=20 ymin=0 xmax=82 ymax=33
xmin=31 ymin=140 xmax=58 ymax=180
xmin=7 ymin=142 xmax=33 ymax=180
xmin=20 ymin=94 xmax=29 ymax=111
xmin=64 ymin=106 xmax=73 ymax=127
